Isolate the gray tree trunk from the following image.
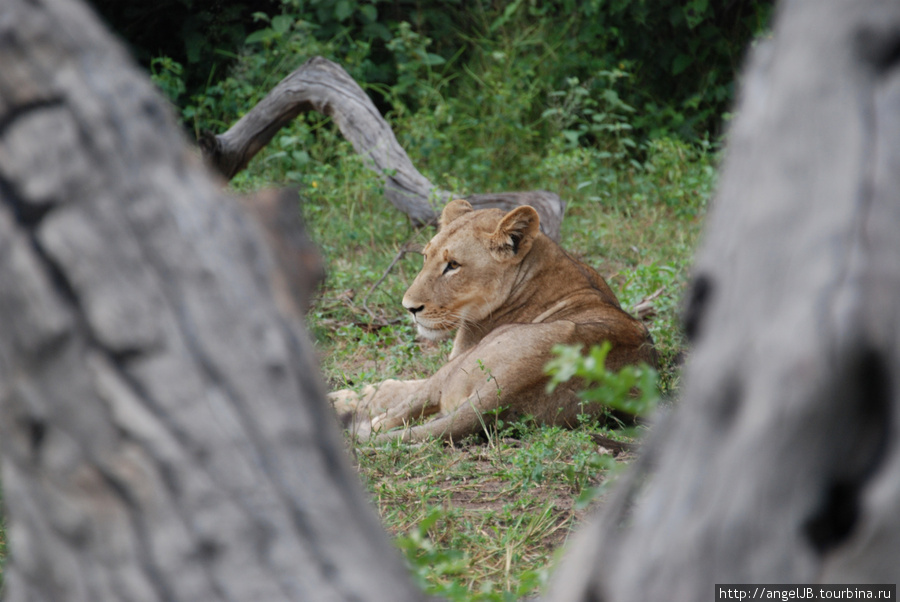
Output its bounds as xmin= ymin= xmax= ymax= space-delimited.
xmin=0 ymin=1 xmax=422 ymax=600
xmin=549 ymin=0 xmax=900 ymax=599
xmin=199 ymin=56 xmax=566 ymax=240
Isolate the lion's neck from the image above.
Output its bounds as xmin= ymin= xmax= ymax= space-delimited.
xmin=449 ymin=236 xmax=621 ymax=357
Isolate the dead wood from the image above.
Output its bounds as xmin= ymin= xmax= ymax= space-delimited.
xmin=237 ymin=187 xmax=326 ymax=315
xmin=588 ymin=433 xmax=635 ymax=457
xmin=199 ymin=56 xmax=566 ymax=240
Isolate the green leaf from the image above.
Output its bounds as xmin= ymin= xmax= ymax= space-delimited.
xmin=424 ymin=52 xmax=446 ymax=67
xmin=334 ymin=0 xmax=353 ymax=22
xmin=545 ymin=341 xmax=659 ymax=417
xmin=489 ymin=0 xmax=524 ymax=32
xmin=245 ymin=28 xmax=272 ymax=45
xmin=271 ymin=15 xmax=293 ymax=34
xmin=672 ymin=53 xmax=693 ymax=76
xmin=684 ymin=0 xmax=709 ymax=29
xmin=562 ymin=129 xmax=581 ymax=145
xmin=359 ymin=3 xmax=377 ymax=22
xmin=544 ymin=344 xmax=583 ymax=392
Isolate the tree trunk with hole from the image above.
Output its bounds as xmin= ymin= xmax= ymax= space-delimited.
xmin=549 ymin=0 xmax=900 ymax=599
xmin=0 ymin=1 xmax=422 ymax=600
xmin=199 ymin=56 xmax=567 ymax=241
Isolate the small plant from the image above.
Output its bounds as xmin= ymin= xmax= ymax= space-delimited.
xmin=385 ymin=21 xmax=449 ymax=109
xmin=469 ymin=359 xmax=508 ymax=446
xmin=542 ymin=69 xmax=637 ymax=161
xmin=149 ymin=56 xmax=187 ymax=104
xmin=545 ymin=341 xmax=660 ymax=417
xmin=394 ymin=507 xmax=470 ymax=598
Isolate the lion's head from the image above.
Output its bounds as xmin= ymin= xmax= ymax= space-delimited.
xmin=402 ymin=199 xmax=540 ymax=340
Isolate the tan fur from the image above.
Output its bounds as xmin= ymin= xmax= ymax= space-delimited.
xmin=330 ymin=200 xmax=657 ymax=443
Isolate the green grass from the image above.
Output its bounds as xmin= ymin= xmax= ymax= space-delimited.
xmin=353 ymin=426 xmax=630 ymax=600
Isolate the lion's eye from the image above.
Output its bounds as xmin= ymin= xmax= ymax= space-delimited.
xmin=443 ymin=260 xmax=460 ymax=274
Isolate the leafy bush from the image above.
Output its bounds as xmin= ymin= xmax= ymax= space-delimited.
xmin=273 ymin=0 xmax=773 ymax=138
xmin=545 ymin=341 xmax=660 ymax=417
xmin=138 ymin=0 xmax=772 ymax=145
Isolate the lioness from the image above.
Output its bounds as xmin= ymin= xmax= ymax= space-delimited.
xmin=330 ymin=199 xmax=657 ymax=443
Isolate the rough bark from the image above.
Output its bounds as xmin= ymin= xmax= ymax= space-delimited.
xmin=549 ymin=0 xmax=900 ymax=599
xmin=0 ymin=1 xmax=422 ymax=601
xmin=199 ymin=56 xmax=566 ymax=240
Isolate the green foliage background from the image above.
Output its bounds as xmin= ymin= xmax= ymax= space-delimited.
xmin=92 ymin=0 xmax=773 ymax=140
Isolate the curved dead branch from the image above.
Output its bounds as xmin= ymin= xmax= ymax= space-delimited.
xmin=200 ymin=56 xmax=565 ymax=239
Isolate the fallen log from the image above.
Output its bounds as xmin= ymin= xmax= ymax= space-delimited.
xmin=199 ymin=55 xmax=566 ymax=240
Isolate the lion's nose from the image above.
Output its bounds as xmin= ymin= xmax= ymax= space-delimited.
xmin=403 ymin=300 xmax=424 ymax=315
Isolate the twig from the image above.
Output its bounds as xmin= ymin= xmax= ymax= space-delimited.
xmin=360 ymin=242 xmax=422 ymax=323
xmin=633 ymin=286 xmax=665 ymax=320
xmin=589 ymin=432 xmax=637 ymax=456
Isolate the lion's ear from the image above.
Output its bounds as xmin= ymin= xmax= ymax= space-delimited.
xmin=490 ymin=205 xmax=540 ymax=261
xmin=440 ymin=199 xmax=474 ymax=229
